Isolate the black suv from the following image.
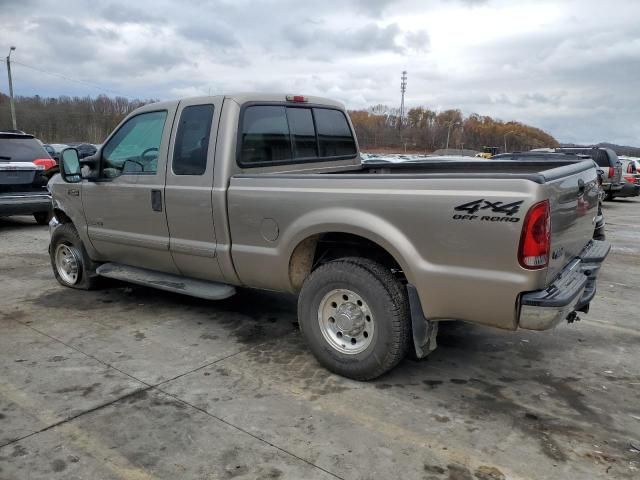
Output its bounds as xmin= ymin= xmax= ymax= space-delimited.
xmin=493 ymin=151 xmax=606 ymax=240
xmin=555 ymin=147 xmax=623 ymax=200
xmin=0 ymin=132 xmax=54 ymax=224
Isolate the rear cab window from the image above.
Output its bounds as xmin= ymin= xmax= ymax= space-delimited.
xmin=0 ymin=135 xmax=50 ymax=162
xmin=238 ymin=104 xmax=356 ymax=167
xmin=561 ymin=148 xmax=610 ymax=167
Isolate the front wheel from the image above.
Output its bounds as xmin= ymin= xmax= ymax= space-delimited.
xmin=297 ymin=257 xmax=411 ymax=380
xmin=50 ymin=223 xmax=98 ymax=290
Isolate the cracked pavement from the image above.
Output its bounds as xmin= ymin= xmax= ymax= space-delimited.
xmin=1 ymin=199 xmax=639 ymax=479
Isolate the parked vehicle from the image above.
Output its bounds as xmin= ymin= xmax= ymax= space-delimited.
xmin=0 ymin=131 xmax=53 ymax=224
xmin=494 ymin=151 xmax=606 ymax=240
xmin=48 ymin=94 xmax=610 ymax=380
xmin=620 ymin=157 xmax=640 ymax=183
xmin=43 ymin=143 xmax=69 ymax=162
xmin=68 ymin=143 xmax=97 ymax=159
xmin=617 ymin=177 xmax=640 ymax=198
xmin=613 ymin=158 xmax=640 ymax=198
xmin=554 ymin=147 xmax=622 ymax=200
xmin=620 ymin=156 xmax=640 ymax=173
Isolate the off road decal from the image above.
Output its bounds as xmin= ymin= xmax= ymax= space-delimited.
xmin=453 ymin=199 xmax=523 ymax=223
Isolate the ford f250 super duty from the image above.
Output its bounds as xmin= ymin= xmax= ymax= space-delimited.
xmin=48 ymin=94 xmax=610 ymax=380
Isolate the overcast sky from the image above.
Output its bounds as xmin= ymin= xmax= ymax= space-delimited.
xmin=1 ymin=0 xmax=639 ymax=145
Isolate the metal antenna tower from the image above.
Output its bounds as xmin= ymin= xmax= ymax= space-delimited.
xmin=399 ymin=70 xmax=407 ymax=127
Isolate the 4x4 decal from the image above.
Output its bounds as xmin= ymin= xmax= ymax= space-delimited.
xmin=453 ymin=199 xmax=524 ymax=223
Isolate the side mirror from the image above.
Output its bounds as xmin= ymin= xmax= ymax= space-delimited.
xmin=60 ymin=148 xmax=82 ymax=183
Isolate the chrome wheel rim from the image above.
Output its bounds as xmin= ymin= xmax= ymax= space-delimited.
xmin=318 ymin=289 xmax=374 ymax=355
xmin=55 ymin=244 xmax=81 ymax=285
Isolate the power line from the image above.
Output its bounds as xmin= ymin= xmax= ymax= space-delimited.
xmin=2 ymin=58 xmax=128 ymax=97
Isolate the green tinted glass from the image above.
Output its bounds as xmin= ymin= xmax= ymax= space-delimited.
xmin=103 ymin=111 xmax=167 ymax=174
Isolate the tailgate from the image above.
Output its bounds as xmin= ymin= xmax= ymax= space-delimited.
xmin=0 ymin=162 xmax=39 ymax=185
xmin=544 ymin=162 xmax=600 ymax=282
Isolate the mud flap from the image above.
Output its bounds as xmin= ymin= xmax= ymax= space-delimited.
xmin=407 ymin=284 xmax=438 ymax=359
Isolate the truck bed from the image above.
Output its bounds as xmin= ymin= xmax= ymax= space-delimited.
xmin=337 ymin=159 xmax=590 ymax=183
xmin=229 ymin=157 xmax=599 ymax=330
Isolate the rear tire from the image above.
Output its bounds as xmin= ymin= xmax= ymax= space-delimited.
xmin=33 ymin=211 xmax=51 ymax=225
xmin=50 ymin=223 xmax=99 ymax=290
xmin=297 ymin=257 xmax=411 ymax=380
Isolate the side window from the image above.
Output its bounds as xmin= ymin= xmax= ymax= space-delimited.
xmin=286 ymin=108 xmax=317 ymax=159
xmin=240 ymin=106 xmax=291 ymax=165
xmin=173 ymin=104 xmax=214 ymax=175
xmin=102 ymin=111 xmax=167 ymax=176
xmin=313 ymin=108 xmax=357 ymax=158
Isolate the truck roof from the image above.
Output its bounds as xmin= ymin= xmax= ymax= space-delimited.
xmin=141 ymin=94 xmax=345 ymax=112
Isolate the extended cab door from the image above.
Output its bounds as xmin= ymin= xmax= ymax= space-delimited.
xmin=82 ymin=106 xmax=179 ymax=274
xmin=164 ymin=97 xmax=224 ymax=281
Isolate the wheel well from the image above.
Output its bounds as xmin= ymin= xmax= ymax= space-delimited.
xmin=53 ymin=208 xmax=72 ymax=224
xmin=289 ymin=232 xmax=403 ymax=291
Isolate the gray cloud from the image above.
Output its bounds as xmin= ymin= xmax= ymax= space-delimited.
xmin=100 ymin=4 xmax=164 ymax=24
xmin=283 ymin=22 xmax=405 ymax=54
xmin=177 ymin=22 xmax=240 ymax=48
xmin=452 ymin=0 xmax=489 ymax=5
xmin=404 ymin=30 xmax=430 ymax=52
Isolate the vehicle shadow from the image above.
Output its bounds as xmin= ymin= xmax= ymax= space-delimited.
xmin=0 ymin=216 xmax=44 ymax=230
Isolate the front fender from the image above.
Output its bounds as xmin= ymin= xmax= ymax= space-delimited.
xmin=49 ymin=176 xmax=99 ymax=259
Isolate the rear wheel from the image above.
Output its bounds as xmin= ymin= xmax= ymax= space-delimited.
xmin=50 ymin=223 xmax=98 ymax=290
xmin=297 ymin=257 xmax=411 ymax=380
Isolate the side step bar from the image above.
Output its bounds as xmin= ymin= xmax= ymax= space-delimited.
xmin=96 ymin=263 xmax=236 ymax=301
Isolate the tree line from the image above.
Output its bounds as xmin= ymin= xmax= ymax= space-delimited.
xmin=0 ymin=93 xmax=155 ymax=144
xmin=1 ymin=93 xmax=559 ymax=153
xmin=349 ymin=105 xmax=559 ymax=153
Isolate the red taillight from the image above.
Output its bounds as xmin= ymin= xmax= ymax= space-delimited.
xmin=286 ymin=95 xmax=308 ymax=103
xmin=624 ymin=175 xmax=635 ymax=183
xmin=609 ymin=167 xmax=615 ymax=178
xmin=518 ymin=200 xmax=551 ymax=270
xmin=33 ymin=158 xmax=57 ymax=170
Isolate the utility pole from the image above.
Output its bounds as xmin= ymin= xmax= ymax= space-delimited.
xmin=6 ymin=46 xmax=17 ymax=130
xmin=504 ymin=130 xmax=516 ymax=153
xmin=445 ymin=120 xmax=454 ymax=150
xmin=399 ymin=70 xmax=407 ymax=128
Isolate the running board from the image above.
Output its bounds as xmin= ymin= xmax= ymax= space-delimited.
xmin=96 ymin=263 xmax=236 ymax=301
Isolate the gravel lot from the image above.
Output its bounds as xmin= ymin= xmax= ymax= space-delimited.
xmin=1 ymin=199 xmax=639 ymax=480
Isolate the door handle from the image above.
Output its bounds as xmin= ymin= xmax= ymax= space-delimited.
xmin=577 ymin=179 xmax=585 ymax=196
xmin=151 ymin=190 xmax=162 ymax=212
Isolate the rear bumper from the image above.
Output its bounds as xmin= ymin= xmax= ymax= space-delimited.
xmin=518 ymin=240 xmax=610 ymax=331
xmin=0 ymin=193 xmax=51 ymax=216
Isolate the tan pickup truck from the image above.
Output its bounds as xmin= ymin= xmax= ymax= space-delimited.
xmin=49 ymin=93 xmax=610 ymax=380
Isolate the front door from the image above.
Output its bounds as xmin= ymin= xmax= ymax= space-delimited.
xmin=164 ymin=98 xmax=224 ymax=281
xmin=82 ymin=106 xmax=179 ymax=274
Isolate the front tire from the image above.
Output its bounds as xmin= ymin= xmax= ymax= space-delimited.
xmin=50 ymin=223 xmax=99 ymax=290
xmin=297 ymin=257 xmax=411 ymax=380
